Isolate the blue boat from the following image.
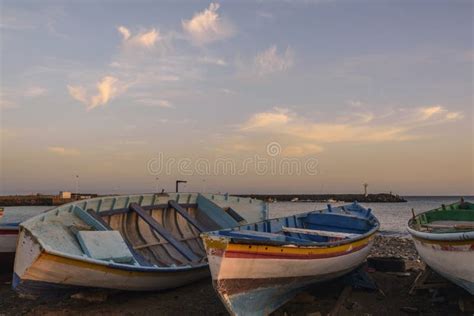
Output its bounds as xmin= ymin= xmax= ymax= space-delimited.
xmin=201 ymin=202 xmax=379 ymax=316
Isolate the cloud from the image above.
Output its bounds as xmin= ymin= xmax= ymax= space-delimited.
xmin=117 ymin=26 xmax=160 ymax=48
xmin=24 ymin=86 xmax=47 ymax=97
xmin=68 ymin=76 xmax=122 ymax=110
xmin=0 ymin=91 xmax=17 ymax=109
xmin=136 ymin=98 xmax=174 ymax=108
xmin=48 ymin=146 xmax=80 ymax=156
xmin=236 ymin=105 xmax=464 ymax=151
xmin=241 ymin=107 xmax=290 ymax=130
xmin=415 ymin=105 xmax=462 ymax=123
xmin=255 ymin=45 xmax=294 ymax=76
xmin=419 ymin=105 xmax=444 ymax=120
xmin=283 ymin=144 xmax=324 ymax=157
xmin=198 ymin=56 xmax=227 ymax=66
xmin=182 ymin=3 xmax=234 ymax=45
xmin=118 ymin=26 xmax=131 ymax=40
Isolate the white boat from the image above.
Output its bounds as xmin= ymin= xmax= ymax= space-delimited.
xmin=0 ymin=207 xmax=20 ymax=255
xmin=13 ymin=193 xmax=268 ymax=297
xmin=0 ymin=207 xmax=48 ymax=257
xmin=201 ymin=202 xmax=379 ymax=315
xmin=0 ymin=224 xmax=18 ymax=254
xmin=407 ymin=200 xmax=474 ymax=294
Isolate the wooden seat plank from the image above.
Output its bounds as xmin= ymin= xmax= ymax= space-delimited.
xmin=129 ymin=203 xmax=199 ymax=262
xmin=168 ymin=200 xmax=206 ymax=232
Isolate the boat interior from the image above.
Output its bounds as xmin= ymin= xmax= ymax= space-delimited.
xmin=210 ymin=203 xmax=379 ymax=245
xmin=412 ymin=201 xmax=474 ymax=233
xmin=22 ymin=193 xmax=267 ymax=268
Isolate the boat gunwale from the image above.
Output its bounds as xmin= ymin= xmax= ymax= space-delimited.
xmin=407 ymin=201 xmax=474 ymax=241
xmin=407 ymin=225 xmax=474 ymax=242
xmin=18 ymin=193 xmax=267 ymax=272
xmin=202 ymin=203 xmax=380 ymax=248
xmin=0 ymin=225 xmax=19 ymax=230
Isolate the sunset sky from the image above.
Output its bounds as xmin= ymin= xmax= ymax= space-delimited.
xmin=1 ymin=1 xmax=472 ymax=195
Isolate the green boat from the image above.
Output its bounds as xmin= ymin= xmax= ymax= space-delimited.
xmin=407 ymin=199 xmax=474 ymax=294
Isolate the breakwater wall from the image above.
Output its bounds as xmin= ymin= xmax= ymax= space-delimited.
xmin=237 ymin=193 xmax=406 ymax=203
xmin=0 ymin=195 xmax=73 ymax=206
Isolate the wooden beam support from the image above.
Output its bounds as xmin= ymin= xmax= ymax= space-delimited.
xmin=99 ymin=203 xmax=197 ymax=217
xmin=282 ymin=226 xmax=360 ymax=239
xmin=129 ymin=203 xmax=199 ymax=262
xmin=168 ymin=200 xmax=206 ymax=232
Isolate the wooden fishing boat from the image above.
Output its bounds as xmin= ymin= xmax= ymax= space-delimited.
xmin=1 ymin=207 xmax=20 ymax=255
xmin=407 ymin=199 xmax=474 ymax=294
xmin=201 ymin=202 xmax=379 ymax=315
xmin=0 ymin=207 xmax=49 ymax=257
xmin=13 ymin=193 xmax=267 ymax=296
xmin=0 ymin=222 xmax=19 ymax=255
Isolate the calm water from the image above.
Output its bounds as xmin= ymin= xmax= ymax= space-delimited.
xmin=1 ymin=197 xmax=472 ymax=236
xmin=269 ymin=196 xmax=473 ymax=236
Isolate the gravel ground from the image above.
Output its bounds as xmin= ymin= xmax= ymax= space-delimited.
xmin=0 ymin=236 xmax=471 ymax=315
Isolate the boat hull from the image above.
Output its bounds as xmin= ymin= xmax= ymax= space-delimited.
xmin=0 ymin=227 xmax=18 ymax=254
xmin=13 ymin=229 xmax=209 ymax=296
xmin=203 ymin=234 xmax=375 ymax=315
xmin=411 ymin=236 xmax=474 ymax=294
xmin=13 ymin=193 xmax=268 ymax=297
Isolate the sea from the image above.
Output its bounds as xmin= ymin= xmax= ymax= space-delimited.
xmin=1 ymin=196 xmax=472 ymax=237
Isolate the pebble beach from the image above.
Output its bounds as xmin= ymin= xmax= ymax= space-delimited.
xmin=1 ymin=235 xmax=471 ymax=315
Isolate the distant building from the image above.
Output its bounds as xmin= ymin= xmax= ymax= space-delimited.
xmin=71 ymin=193 xmax=98 ymax=200
xmin=59 ymin=191 xmax=72 ymax=199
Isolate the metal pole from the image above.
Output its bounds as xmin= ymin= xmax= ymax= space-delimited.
xmin=75 ymin=175 xmax=79 ymax=199
xmin=176 ymin=180 xmax=187 ymax=193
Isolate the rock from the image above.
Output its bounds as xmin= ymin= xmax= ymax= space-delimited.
xmin=18 ymin=293 xmax=38 ymax=300
xmin=387 ymin=272 xmax=411 ymax=277
xmin=459 ymin=297 xmax=474 ymax=312
xmin=400 ymin=306 xmax=418 ymax=314
xmin=71 ymin=291 xmax=108 ymax=303
xmin=306 ymin=312 xmax=321 ymax=316
xmin=367 ymin=257 xmax=406 ymax=272
xmin=292 ymin=292 xmax=315 ymax=303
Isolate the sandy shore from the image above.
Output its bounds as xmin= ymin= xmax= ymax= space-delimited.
xmin=0 ymin=236 xmax=471 ymax=315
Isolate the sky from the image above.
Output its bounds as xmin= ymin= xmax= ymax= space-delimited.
xmin=0 ymin=0 xmax=473 ymax=196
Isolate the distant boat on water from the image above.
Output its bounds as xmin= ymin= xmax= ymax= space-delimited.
xmin=13 ymin=193 xmax=268 ymax=297
xmin=0 ymin=220 xmax=19 ymax=255
xmin=201 ymin=202 xmax=379 ymax=315
xmin=408 ymin=199 xmax=474 ymax=294
xmin=0 ymin=207 xmax=48 ymax=256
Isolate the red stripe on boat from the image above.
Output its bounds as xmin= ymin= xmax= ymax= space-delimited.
xmin=0 ymin=229 xmax=19 ymax=235
xmin=224 ymin=243 xmax=367 ymax=260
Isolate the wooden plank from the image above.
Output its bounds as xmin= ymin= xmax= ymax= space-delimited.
xmin=99 ymin=203 xmax=197 ymax=217
xmin=329 ymin=285 xmax=352 ymax=316
xmin=86 ymin=209 xmax=153 ymax=267
xmin=224 ymin=207 xmax=246 ymax=223
xmin=129 ymin=203 xmax=199 ymax=262
xmin=168 ymin=200 xmax=206 ymax=232
xmin=133 ymin=236 xmax=200 ymax=250
xmin=409 ymin=267 xmax=451 ymax=294
xmin=421 ymin=223 xmax=474 ymax=230
xmin=86 ymin=209 xmax=113 ymax=230
xmin=282 ymin=226 xmax=360 ymax=239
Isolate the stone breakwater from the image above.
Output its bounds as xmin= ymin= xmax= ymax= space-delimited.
xmin=0 ymin=195 xmax=72 ymax=206
xmin=238 ymin=193 xmax=407 ymax=203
